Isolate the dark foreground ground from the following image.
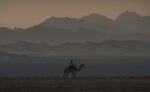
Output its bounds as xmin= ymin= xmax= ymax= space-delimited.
xmin=0 ymin=77 xmax=150 ymax=92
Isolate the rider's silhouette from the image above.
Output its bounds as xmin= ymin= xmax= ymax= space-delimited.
xmin=68 ymin=59 xmax=77 ymax=70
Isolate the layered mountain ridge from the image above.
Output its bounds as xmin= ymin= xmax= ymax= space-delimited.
xmin=1 ymin=40 xmax=150 ymax=56
xmin=0 ymin=11 xmax=150 ymax=44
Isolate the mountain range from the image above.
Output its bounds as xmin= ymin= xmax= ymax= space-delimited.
xmin=0 ymin=11 xmax=150 ymax=44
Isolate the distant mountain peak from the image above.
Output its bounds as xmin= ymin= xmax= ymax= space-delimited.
xmin=82 ymin=13 xmax=105 ymax=18
xmin=39 ymin=16 xmax=79 ymax=29
xmin=81 ymin=13 xmax=111 ymax=23
xmin=44 ymin=16 xmax=77 ymax=22
xmin=116 ymin=11 xmax=141 ymax=20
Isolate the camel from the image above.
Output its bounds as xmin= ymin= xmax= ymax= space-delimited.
xmin=63 ymin=60 xmax=85 ymax=79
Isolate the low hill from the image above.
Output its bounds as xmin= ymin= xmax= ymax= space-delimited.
xmin=0 ymin=40 xmax=150 ymax=56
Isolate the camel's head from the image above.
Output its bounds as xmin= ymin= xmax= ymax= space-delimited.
xmin=77 ymin=64 xmax=85 ymax=71
xmin=80 ymin=64 xmax=85 ymax=68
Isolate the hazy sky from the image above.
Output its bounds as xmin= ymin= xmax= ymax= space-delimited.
xmin=0 ymin=0 xmax=149 ymax=28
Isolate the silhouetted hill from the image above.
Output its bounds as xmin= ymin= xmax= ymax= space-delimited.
xmin=39 ymin=17 xmax=79 ymax=30
xmin=80 ymin=13 xmax=112 ymax=23
xmin=116 ymin=11 xmax=141 ymax=21
xmin=116 ymin=11 xmax=150 ymax=33
xmin=1 ymin=40 xmax=150 ymax=56
xmin=0 ymin=11 xmax=150 ymax=44
xmin=0 ymin=51 xmax=31 ymax=65
xmin=0 ymin=41 xmax=52 ymax=55
xmin=0 ymin=51 xmax=18 ymax=57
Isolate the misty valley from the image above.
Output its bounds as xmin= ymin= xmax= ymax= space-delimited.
xmin=1 ymin=1 xmax=150 ymax=91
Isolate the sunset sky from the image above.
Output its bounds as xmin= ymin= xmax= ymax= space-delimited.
xmin=0 ymin=0 xmax=149 ymax=28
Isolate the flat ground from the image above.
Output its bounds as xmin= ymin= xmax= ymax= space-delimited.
xmin=0 ymin=77 xmax=150 ymax=92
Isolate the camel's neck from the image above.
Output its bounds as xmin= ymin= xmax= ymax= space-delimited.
xmin=77 ymin=66 xmax=83 ymax=71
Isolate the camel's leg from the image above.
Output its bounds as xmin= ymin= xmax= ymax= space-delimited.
xmin=63 ymin=72 xmax=69 ymax=79
xmin=63 ymin=72 xmax=67 ymax=79
xmin=73 ymin=72 xmax=76 ymax=79
xmin=63 ymin=73 xmax=65 ymax=79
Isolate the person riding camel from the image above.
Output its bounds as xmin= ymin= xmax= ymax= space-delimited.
xmin=63 ymin=59 xmax=85 ymax=79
